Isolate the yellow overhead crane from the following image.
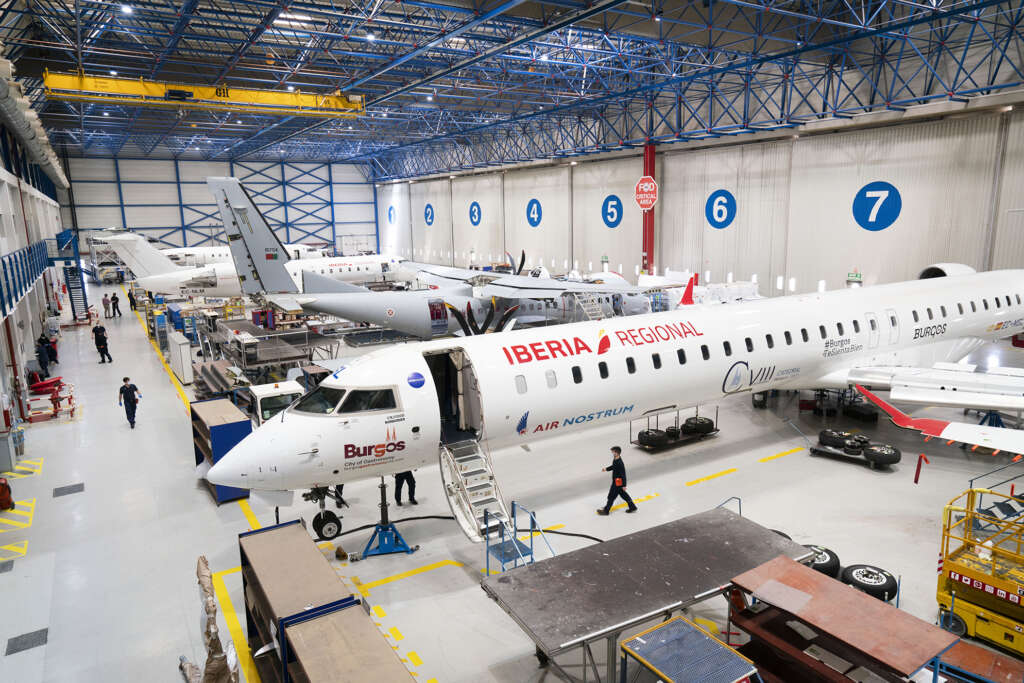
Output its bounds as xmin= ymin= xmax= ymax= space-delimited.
xmin=42 ymin=70 xmax=363 ymax=118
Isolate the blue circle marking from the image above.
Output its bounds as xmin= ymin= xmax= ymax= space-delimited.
xmin=705 ymin=189 xmax=736 ymax=229
xmin=602 ymin=194 xmax=623 ymax=228
xmin=853 ymin=181 xmax=902 ymax=231
xmin=469 ymin=201 xmax=482 ymax=227
xmin=407 ymin=372 xmax=425 ymax=389
xmin=387 ymin=205 xmax=395 ymax=225
xmin=424 ymin=203 xmax=434 ymax=226
xmin=526 ymin=198 xmax=542 ymax=227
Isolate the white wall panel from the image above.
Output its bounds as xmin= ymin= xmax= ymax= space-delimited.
xmin=73 ymin=183 xmax=121 ymax=206
xmin=124 ymin=206 xmax=179 ymax=229
xmin=181 ymin=161 xmax=231 ymax=178
xmin=75 ymin=206 xmax=122 ymax=228
xmin=503 ymin=166 xmax=571 ymax=270
xmin=787 ymin=115 xmax=1000 ymax=289
xmin=410 ymin=180 xmax=453 ymax=264
xmin=180 ymin=182 xmax=217 ymax=204
xmin=377 ymin=183 xmax=411 ymax=257
xmin=123 ymin=183 xmax=179 ymax=205
xmin=572 ymin=157 xmax=648 ymax=276
xmin=68 ymin=158 xmax=114 ymax=181
xmin=991 ymin=110 xmax=1024 ymax=270
xmin=452 ymin=175 xmax=503 ymax=267
xmin=118 ymin=159 xmax=174 ymax=181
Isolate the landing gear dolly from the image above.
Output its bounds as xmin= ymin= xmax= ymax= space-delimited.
xmin=352 ymin=478 xmax=419 ymax=561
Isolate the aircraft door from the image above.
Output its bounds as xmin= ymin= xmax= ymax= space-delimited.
xmin=865 ymin=312 xmax=879 ymax=349
xmin=885 ymin=308 xmax=899 ymax=344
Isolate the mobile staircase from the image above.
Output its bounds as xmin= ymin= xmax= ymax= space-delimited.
xmin=570 ymin=292 xmax=605 ymax=321
xmin=484 ymin=502 xmax=556 ymax=574
xmin=440 ymin=438 xmax=514 ymax=542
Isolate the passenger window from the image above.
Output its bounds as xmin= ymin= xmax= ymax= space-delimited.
xmin=784 ymin=331 xmax=792 ymax=345
xmin=984 ymin=299 xmax=990 ymax=310
xmin=626 ymin=357 xmax=636 ymax=374
xmin=572 ymin=366 xmax=582 ymax=384
xmin=293 ymin=386 xmax=345 ymax=414
xmin=745 ymin=337 xmax=753 ymax=352
xmin=801 ymin=328 xmax=809 ymax=342
xmin=995 ymin=297 xmax=1002 ymax=309
xmin=676 ymin=349 xmax=686 ymax=365
xmin=868 ymin=318 xmax=876 ymax=331
xmin=701 ymin=344 xmax=710 ymax=360
xmin=852 ymin=320 xmax=860 ymax=333
xmin=819 ymin=325 xmax=827 ymax=339
xmin=545 ymin=369 xmax=557 ymax=389
xmin=890 ymin=315 xmax=897 ymax=327
xmin=837 ymin=322 xmax=844 ymax=336
xmin=1017 ymin=294 xmax=1022 ymax=305
xmin=971 ymin=301 xmax=977 ymax=313
xmin=912 ymin=310 xmax=919 ymax=323
xmin=766 ymin=334 xmax=774 ymax=349
xmin=652 ymin=353 xmax=661 ymax=369
xmin=514 ymin=375 xmax=527 ymax=394
xmin=927 ymin=307 xmax=933 ymax=320
xmin=957 ymin=303 xmax=964 ymax=315
xmin=339 ymin=389 xmax=397 ymax=413
xmin=1008 ymin=296 xmax=1013 ymax=307
xmin=723 ymin=341 xmax=732 ymax=357
xmin=598 ymin=362 xmax=609 ymax=379
xmin=940 ymin=305 xmax=947 ymax=318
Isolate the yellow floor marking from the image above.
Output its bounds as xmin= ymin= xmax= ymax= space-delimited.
xmin=519 ymin=523 xmax=565 ymax=541
xmin=354 ymin=560 xmax=463 ymax=597
xmin=0 ymin=499 xmax=35 ymax=532
xmin=428 ymin=679 xmax=438 ymax=683
xmin=3 ymin=457 xmax=43 ymax=479
xmin=610 ymin=492 xmax=660 ymax=512
xmin=238 ymin=499 xmax=261 ymax=530
xmin=759 ymin=447 xmax=804 ymax=463
xmin=389 ymin=627 xmax=405 ymax=641
xmin=0 ymin=540 xmax=27 ymax=561
xmin=372 ymin=605 xmax=387 ymax=618
xmin=686 ymin=468 xmax=738 ymax=487
xmin=408 ymin=651 xmax=423 ymax=666
xmin=124 ymin=285 xmax=190 ymax=413
xmin=212 ymin=566 xmax=260 ymax=683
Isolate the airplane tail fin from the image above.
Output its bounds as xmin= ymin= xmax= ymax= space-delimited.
xmin=207 ymin=176 xmax=298 ymax=294
xmin=301 ymin=270 xmax=369 ymax=294
xmin=101 ymin=232 xmax=180 ymax=278
xmin=679 ymin=274 xmax=695 ymax=306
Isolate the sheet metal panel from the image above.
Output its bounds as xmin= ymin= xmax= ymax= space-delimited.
xmin=502 ymin=166 xmax=571 ymax=271
xmin=377 ymin=182 xmax=412 ymax=258
xmin=991 ymin=109 xmax=1024 ymax=270
xmin=410 ymin=179 xmax=453 ymax=265
xmin=452 ymin=174 xmax=503 ymax=268
xmin=480 ymin=508 xmax=809 ymax=654
xmin=572 ymin=157 xmax=647 ymax=276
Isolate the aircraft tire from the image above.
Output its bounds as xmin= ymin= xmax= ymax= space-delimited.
xmin=683 ymin=416 xmax=715 ymax=435
xmin=804 ymin=545 xmax=841 ymax=578
xmin=841 ymin=564 xmax=898 ymax=601
xmin=819 ymin=429 xmax=853 ymax=448
xmin=864 ymin=444 xmax=901 ymax=465
xmin=638 ymin=429 xmax=669 ymax=447
xmin=842 ymin=440 xmax=863 ymax=456
xmin=313 ymin=510 xmax=342 ymax=540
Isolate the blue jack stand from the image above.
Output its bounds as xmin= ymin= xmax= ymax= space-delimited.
xmin=357 ymin=477 xmax=419 ymax=560
xmin=979 ymin=410 xmax=1006 ymax=428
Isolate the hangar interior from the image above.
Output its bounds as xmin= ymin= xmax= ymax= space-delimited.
xmin=1 ymin=0 xmax=1024 ymax=681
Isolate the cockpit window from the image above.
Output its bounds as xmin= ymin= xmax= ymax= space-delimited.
xmin=339 ymin=389 xmax=397 ymax=413
xmin=293 ymin=386 xmax=346 ymax=414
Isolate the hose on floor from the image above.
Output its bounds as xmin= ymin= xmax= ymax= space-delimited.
xmin=335 ymin=517 xmax=605 ymax=544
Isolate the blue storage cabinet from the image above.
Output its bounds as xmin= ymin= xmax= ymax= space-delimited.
xmin=191 ymin=398 xmax=251 ymax=503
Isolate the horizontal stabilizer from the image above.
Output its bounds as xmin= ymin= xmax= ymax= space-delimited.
xmin=102 ymin=233 xmax=180 ymax=277
xmin=302 ymin=270 xmax=369 ymax=294
xmin=265 ymin=294 xmax=311 ymax=313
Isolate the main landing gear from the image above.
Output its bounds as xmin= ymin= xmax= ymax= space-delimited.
xmin=304 ymin=487 xmax=342 ymax=540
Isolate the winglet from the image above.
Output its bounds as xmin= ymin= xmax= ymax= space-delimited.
xmin=855 ymin=384 xmax=950 ymax=437
xmin=679 ymin=274 xmax=695 ymax=306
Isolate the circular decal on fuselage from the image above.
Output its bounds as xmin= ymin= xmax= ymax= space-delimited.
xmin=722 ymin=361 xmax=750 ymax=394
xmin=407 ymin=372 xmax=425 ymax=388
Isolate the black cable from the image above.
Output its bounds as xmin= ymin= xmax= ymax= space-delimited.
xmin=516 ymin=528 xmax=604 ymax=544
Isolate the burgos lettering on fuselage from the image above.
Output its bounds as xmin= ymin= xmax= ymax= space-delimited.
xmin=502 ymin=321 xmax=702 ymax=365
xmin=344 ymin=427 xmax=406 ymax=458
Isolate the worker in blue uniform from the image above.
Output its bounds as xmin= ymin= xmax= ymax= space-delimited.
xmin=597 ymin=446 xmax=637 ymax=515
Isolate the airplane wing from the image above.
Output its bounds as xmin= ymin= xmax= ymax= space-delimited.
xmin=847 ymin=362 xmax=1024 ymax=411
xmin=480 ymin=274 xmax=640 ymax=299
xmin=856 ymin=384 xmax=1024 ymax=456
xmin=404 ymin=261 xmax=503 ymax=288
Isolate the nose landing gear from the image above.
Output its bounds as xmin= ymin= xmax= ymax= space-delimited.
xmin=304 ymin=487 xmax=342 ymax=540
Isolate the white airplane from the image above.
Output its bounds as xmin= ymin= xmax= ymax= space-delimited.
xmin=163 ymin=242 xmax=327 ymax=266
xmin=101 ymin=231 xmax=404 ymax=297
xmin=207 ymin=263 xmax=1024 ymax=541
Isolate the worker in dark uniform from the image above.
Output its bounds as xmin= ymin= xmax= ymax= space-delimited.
xmin=118 ymin=377 xmax=141 ymax=429
xmin=394 ymin=470 xmax=417 ymax=506
xmin=34 ymin=339 xmax=49 ymax=378
xmin=93 ymin=323 xmax=112 ymax=363
xmin=127 ymin=290 xmax=137 ymax=311
xmin=597 ymin=446 xmax=637 ymax=515
xmin=110 ymin=293 xmax=122 ymax=317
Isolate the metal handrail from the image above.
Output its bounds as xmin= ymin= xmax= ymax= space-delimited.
xmin=716 ymin=496 xmax=743 ymax=517
xmin=513 ymin=501 xmax=556 ymax=559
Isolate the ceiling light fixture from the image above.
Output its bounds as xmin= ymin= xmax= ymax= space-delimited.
xmin=540 ymin=53 xmax=549 ymax=61
xmin=287 ymin=85 xmax=295 ymax=91
xmin=366 ymin=32 xmax=376 ymax=42
xmin=121 ymin=4 xmax=133 ymax=14
xmin=103 ymin=112 xmax=109 ymax=117
xmin=109 ymin=70 xmax=117 ymax=76
xmin=426 ymin=95 xmax=433 ymax=101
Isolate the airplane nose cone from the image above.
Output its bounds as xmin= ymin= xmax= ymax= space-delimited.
xmin=206 ymin=453 xmax=247 ymax=488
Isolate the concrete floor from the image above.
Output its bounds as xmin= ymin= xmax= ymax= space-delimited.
xmin=3 ymin=281 xmax=1022 ymax=682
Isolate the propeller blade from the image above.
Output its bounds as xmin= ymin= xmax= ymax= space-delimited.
xmin=444 ymin=303 xmax=472 ymax=336
xmin=517 ymin=250 xmax=526 ymax=275
xmin=494 ymin=304 xmax=520 ymax=332
xmin=481 ymin=296 xmax=496 ymax=332
xmin=465 ymin=302 xmax=482 ymax=335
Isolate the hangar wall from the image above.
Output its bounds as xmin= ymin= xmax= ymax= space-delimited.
xmin=58 ymin=158 xmax=377 ymax=253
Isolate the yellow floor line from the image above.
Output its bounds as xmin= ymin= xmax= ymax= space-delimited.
xmin=686 ymin=468 xmax=738 ymax=487
xmin=0 ymin=540 xmax=27 ymax=561
xmin=123 ymin=285 xmax=190 ymax=413
xmin=372 ymin=605 xmax=387 ymax=618
xmin=212 ymin=566 xmax=260 ymax=683
xmin=0 ymin=499 xmax=35 ymax=534
xmin=389 ymin=626 xmax=405 ymax=641
xmin=519 ymin=523 xmax=565 ymax=541
xmin=610 ymin=492 xmax=660 ymax=512
xmin=759 ymin=447 xmax=804 ymax=463
xmin=408 ymin=651 xmax=423 ymax=666
xmin=238 ymin=499 xmax=261 ymax=530
xmin=3 ymin=457 xmax=43 ymax=479
xmin=356 ymin=559 xmax=464 ymax=597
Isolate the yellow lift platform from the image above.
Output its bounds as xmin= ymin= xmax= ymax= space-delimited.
xmin=42 ymin=70 xmax=362 ymax=118
xmin=938 ymin=487 xmax=1024 ymax=656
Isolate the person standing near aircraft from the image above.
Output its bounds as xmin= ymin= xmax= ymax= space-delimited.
xmin=101 ymin=294 xmax=111 ymax=318
xmin=395 ymin=471 xmax=417 ymax=506
xmin=127 ymin=290 xmax=137 ymax=311
xmin=110 ymin=293 xmax=122 ymax=317
xmin=92 ymin=323 xmax=112 ymax=363
xmin=597 ymin=447 xmax=637 ymax=515
xmin=118 ymin=377 xmax=141 ymax=429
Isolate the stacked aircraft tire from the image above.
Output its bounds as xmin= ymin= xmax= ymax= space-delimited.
xmin=682 ymin=416 xmax=715 ymax=435
xmin=816 ymin=430 xmax=901 ymax=469
xmin=803 ymin=544 xmax=897 ymax=601
xmin=637 ymin=429 xmax=669 ymax=447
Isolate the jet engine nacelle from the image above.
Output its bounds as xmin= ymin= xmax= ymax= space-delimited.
xmin=919 ymin=263 xmax=977 ymax=279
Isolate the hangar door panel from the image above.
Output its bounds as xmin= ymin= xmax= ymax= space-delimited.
xmin=503 ymin=167 xmax=571 ymax=271
xmin=452 ymin=175 xmax=504 ymax=268
xmin=410 ymin=180 xmax=453 ymax=265
xmin=377 ymin=183 xmax=412 ymax=258
xmin=572 ymin=157 xmax=646 ymax=278
xmin=991 ymin=110 xmax=1024 ymax=270
xmin=786 ymin=115 xmax=998 ymax=289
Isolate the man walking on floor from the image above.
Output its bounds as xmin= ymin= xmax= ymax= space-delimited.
xmin=127 ymin=290 xmax=137 ymax=311
xmin=597 ymin=446 xmax=637 ymax=515
xmin=394 ymin=471 xmax=417 ymax=506
xmin=110 ymin=293 xmax=122 ymax=317
xmin=92 ymin=323 xmax=112 ymax=363
xmin=118 ymin=377 xmax=141 ymax=429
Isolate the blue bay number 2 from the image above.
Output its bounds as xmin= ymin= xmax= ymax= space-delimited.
xmin=526 ymin=198 xmax=542 ymax=227
xmin=852 ymin=181 xmax=902 ymax=231
xmin=705 ymin=189 xmax=736 ymax=229
xmin=424 ymin=203 xmax=435 ymax=226
xmin=602 ymin=194 xmax=623 ymax=228
xmin=387 ymin=205 xmax=395 ymax=225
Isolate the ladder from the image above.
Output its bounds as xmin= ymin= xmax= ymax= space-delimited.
xmin=570 ymin=292 xmax=605 ymax=321
xmin=484 ymin=501 xmax=556 ymax=574
xmin=439 ymin=439 xmax=513 ymax=542
xmin=62 ymin=265 xmax=88 ymax=320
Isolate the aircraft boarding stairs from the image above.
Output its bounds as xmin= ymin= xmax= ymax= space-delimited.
xmin=570 ymin=292 xmax=605 ymax=321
